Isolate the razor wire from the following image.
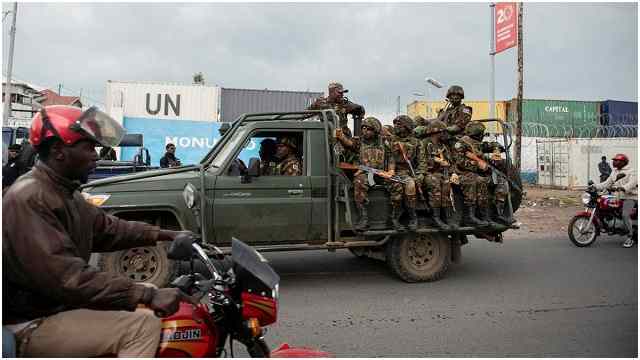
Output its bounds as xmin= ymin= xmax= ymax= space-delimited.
xmin=519 ymin=122 xmax=637 ymax=139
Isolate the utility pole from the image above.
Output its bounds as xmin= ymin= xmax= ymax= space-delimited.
xmin=58 ymin=83 xmax=63 ymax=95
xmin=3 ymin=2 xmax=17 ymax=126
xmin=515 ymin=2 xmax=524 ymax=171
xmin=489 ymin=3 xmax=496 ymax=119
xmin=396 ymin=96 xmax=400 ymax=116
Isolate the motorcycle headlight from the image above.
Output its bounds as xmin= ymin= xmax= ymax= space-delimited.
xmin=581 ymin=193 xmax=591 ymax=205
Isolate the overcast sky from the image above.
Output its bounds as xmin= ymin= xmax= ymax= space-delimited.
xmin=3 ymin=2 xmax=638 ymax=121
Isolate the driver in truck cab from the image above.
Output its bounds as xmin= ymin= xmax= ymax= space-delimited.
xmin=592 ymin=153 xmax=637 ymax=248
xmin=2 ymin=105 xmax=197 ymax=357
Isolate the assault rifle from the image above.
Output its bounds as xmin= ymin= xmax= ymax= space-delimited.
xmin=464 ymin=151 xmax=522 ymax=193
xmin=337 ymin=162 xmax=411 ymax=186
xmin=397 ymin=143 xmax=425 ymax=201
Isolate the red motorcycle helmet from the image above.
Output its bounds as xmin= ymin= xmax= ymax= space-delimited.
xmin=612 ymin=153 xmax=629 ymax=169
xmin=29 ymin=105 xmax=125 ymax=149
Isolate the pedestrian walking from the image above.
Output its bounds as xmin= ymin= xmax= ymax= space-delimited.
xmin=598 ymin=156 xmax=612 ymax=183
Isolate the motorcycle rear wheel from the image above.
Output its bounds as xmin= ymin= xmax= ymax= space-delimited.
xmin=568 ymin=214 xmax=598 ymax=247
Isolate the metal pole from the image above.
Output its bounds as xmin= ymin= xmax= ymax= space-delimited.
xmin=515 ymin=2 xmax=524 ymax=172
xmin=396 ymin=96 xmax=400 ymax=116
xmin=490 ymin=3 xmax=496 ymax=119
xmin=3 ymin=2 xmax=18 ymax=125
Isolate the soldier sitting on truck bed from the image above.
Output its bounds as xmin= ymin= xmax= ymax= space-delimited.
xmin=452 ymin=122 xmax=500 ymax=228
xmin=275 ymin=137 xmax=302 ymax=176
xmin=335 ymin=117 xmax=399 ymax=231
xmin=389 ymin=115 xmax=419 ymax=231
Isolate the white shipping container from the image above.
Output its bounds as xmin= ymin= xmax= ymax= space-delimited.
xmin=105 ymin=81 xmax=219 ymax=122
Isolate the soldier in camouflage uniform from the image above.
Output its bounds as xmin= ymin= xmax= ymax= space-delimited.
xmin=484 ymin=139 xmax=515 ymax=225
xmin=438 ymin=85 xmax=473 ymax=141
xmin=416 ymin=120 xmax=458 ymax=230
xmin=452 ymin=122 xmax=499 ymax=227
xmin=308 ymin=82 xmax=365 ymax=138
xmin=275 ymin=137 xmax=303 ymax=176
xmin=259 ymin=138 xmax=279 ymax=176
xmin=389 ymin=115 xmax=419 ymax=231
xmin=335 ymin=117 xmax=398 ymax=231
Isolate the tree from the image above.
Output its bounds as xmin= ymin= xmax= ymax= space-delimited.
xmin=193 ymin=72 xmax=205 ymax=85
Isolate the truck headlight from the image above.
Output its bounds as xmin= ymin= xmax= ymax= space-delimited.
xmin=83 ymin=193 xmax=111 ymax=207
xmin=581 ymin=193 xmax=591 ymax=205
xmin=182 ymin=183 xmax=197 ymax=209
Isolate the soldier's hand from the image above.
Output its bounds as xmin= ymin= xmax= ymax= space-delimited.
xmin=335 ymin=128 xmax=343 ymax=139
xmin=386 ymin=169 xmax=395 ymax=177
xmin=450 ymin=173 xmax=460 ymax=185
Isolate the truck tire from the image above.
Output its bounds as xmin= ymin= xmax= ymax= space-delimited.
xmin=386 ymin=233 xmax=450 ymax=283
xmin=97 ymin=242 xmax=176 ymax=287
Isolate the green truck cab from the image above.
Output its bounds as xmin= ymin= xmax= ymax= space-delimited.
xmin=83 ymin=110 xmax=521 ymax=284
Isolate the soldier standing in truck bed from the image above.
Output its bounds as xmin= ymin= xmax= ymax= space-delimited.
xmin=416 ymin=120 xmax=458 ymax=230
xmin=308 ymin=82 xmax=365 ymax=138
xmin=389 ymin=115 xmax=419 ymax=231
xmin=335 ymin=117 xmax=398 ymax=231
xmin=438 ymin=85 xmax=473 ymax=141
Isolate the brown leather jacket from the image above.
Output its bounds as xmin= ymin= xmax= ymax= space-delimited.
xmin=2 ymin=163 xmax=161 ymax=324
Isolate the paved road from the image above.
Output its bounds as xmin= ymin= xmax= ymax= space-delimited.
xmin=247 ymin=231 xmax=637 ymax=357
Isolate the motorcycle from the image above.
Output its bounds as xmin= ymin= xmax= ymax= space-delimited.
xmin=157 ymin=235 xmax=330 ymax=357
xmin=568 ymin=176 xmax=637 ymax=247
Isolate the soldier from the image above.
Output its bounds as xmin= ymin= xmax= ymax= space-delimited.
xmin=275 ymin=137 xmax=302 ymax=176
xmin=416 ymin=120 xmax=458 ymax=230
xmin=308 ymin=82 xmax=365 ymax=138
xmin=259 ymin=138 xmax=279 ymax=176
xmin=484 ymin=138 xmax=516 ymax=225
xmin=335 ymin=117 xmax=398 ymax=231
xmin=389 ymin=115 xmax=419 ymax=231
xmin=452 ymin=122 xmax=499 ymax=227
xmin=438 ymin=85 xmax=473 ymax=140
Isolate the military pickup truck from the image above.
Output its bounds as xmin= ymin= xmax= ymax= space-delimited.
xmin=82 ymin=110 xmax=521 ymax=285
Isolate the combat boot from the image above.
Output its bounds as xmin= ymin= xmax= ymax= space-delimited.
xmin=497 ymin=202 xmax=517 ymax=225
xmin=489 ymin=203 xmax=510 ymax=226
xmin=390 ymin=205 xmax=404 ymax=231
xmin=407 ymin=208 xmax=418 ymax=231
xmin=355 ymin=205 xmax=369 ymax=231
xmin=445 ymin=207 xmax=461 ymax=230
xmin=477 ymin=205 xmax=500 ymax=228
xmin=463 ymin=206 xmax=488 ymax=227
xmin=431 ymin=207 xmax=450 ymax=230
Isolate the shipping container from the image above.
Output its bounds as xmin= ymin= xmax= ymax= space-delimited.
xmin=407 ymin=100 xmax=508 ymax=134
xmin=600 ymin=100 xmax=638 ymax=126
xmin=105 ymin=81 xmax=221 ymax=167
xmin=506 ymin=99 xmax=601 ymax=137
xmin=220 ymin=88 xmax=323 ymax=123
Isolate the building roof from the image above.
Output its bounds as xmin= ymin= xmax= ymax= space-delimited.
xmin=38 ymin=89 xmax=82 ymax=107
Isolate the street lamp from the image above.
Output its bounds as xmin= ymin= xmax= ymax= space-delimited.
xmin=424 ymin=77 xmax=445 ymax=117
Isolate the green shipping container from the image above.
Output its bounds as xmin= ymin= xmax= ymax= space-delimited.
xmin=507 ymin=99 xmax=601 ymax=137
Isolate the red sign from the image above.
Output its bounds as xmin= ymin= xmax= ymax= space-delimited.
xmin=495 ymin=2 xmax=518 ymax=54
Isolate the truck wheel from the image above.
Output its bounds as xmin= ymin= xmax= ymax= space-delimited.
xmin=386 ymin=233 xmax=450 ymax=283
xmin=97 ymin=242 xmax=176 ymax=287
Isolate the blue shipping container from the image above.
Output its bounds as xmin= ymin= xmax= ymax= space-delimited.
xmin=600 ymin=100 xmax=638 ymax=126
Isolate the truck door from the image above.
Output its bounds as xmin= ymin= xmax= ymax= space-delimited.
xmin=212 ymin=130 xmax=312 ymax=245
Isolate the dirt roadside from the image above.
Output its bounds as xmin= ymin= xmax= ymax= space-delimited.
xmin=513 ymin=185 xmax=584 ymax=234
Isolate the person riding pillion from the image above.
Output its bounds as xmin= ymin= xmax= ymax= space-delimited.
xmin=592 ymin=153 xmax=637 ymax=248
xmin=2 ymin=105 xmax=197 ymax=357
xmin=335 ymin=116 xmax=399 ymax=231
xmin=389 ymin=115 xmax=420 ymax=231
xmin=452 ymin=121 xmax=500 ymax=228
xmin=416 ymin=120 xmax=458 ymax=230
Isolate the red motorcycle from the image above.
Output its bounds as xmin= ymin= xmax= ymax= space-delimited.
xmin=568 ymin=182 xmax=637 ymax=247
xmin=157 ymin=236 xmax=330 ymax=357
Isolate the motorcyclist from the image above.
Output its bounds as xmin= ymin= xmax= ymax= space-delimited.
xmin=591 ymin=153 xmax=637 ymax=248
xmin=2 ymin=105 xmax=197 ymax=357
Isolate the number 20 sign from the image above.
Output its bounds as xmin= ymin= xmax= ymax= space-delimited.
xmin=495 ymin=2 xmax=518 ymax=54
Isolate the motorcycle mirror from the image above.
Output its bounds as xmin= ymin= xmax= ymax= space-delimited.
xmin=616 ymin=173 xmax=626 ymax=181
xmin=167 ymin=235 xmax=194 ymax=261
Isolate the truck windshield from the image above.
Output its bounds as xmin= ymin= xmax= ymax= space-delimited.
xmin=210 ymin=127 xmax=249 ymax=168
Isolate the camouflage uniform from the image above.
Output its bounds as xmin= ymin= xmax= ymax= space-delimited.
xmin=389 ymin=115 xmax=419 ymax=230
xmin=276 ymin=137 xmax=303 ymax=176
xmin=437 ymin=85 xmax=473 ymax=142
xmin=259 ymin=138 xmax=279 ymax=176
xmin=308 ymin=82 xmax=365 ymax=138
xmin=452 ymin=122 xmax=497 ymax=227
xmin=484 ymin=140 xmax=513 ymax=225
xmin=261 ymin=159 xmax=279 ymax=176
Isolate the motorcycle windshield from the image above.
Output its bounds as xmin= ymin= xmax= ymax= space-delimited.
xmin=231 ymin=238 xmax=279 ymax=289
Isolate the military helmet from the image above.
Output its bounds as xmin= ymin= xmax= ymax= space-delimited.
xmin=465 ymin=121 xmax=485 ymax=138
xmin=278 ymin=136 xmax=298 ymax=150
xmin=392 ymin=115 xmax=414 ymax=130
xmin=361 ymin=116 xmax=382 ymax=134
xmin=414 ymin=116 xmax=428 ymax=127
xmin=446 ymin=85 xmax=465 ymax=99
xmin=426 ymin=119 xmax=447 ymax=134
